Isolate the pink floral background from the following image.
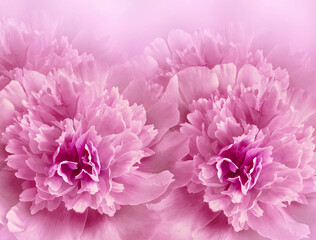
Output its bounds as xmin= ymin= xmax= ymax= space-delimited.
xmin=0 ymin=1 xmax=316 ymax=240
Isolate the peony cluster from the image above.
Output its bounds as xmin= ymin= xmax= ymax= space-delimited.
xmin=0 ymin=15 xmax=316 ymax=240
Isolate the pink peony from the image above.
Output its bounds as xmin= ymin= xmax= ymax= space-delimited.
xmin=145 ymin=29 xmax=316 ymax=240
xmin=0 ymin=65 xmax=174 ymax=239
xmin=0 ymin=16 xmax=177 ymax=240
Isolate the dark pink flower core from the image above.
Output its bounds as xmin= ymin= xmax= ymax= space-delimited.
xmin=49 ymin=126 xmax=101 ymax=195
xmin=214 ymin=138 xmax=269 ymax=196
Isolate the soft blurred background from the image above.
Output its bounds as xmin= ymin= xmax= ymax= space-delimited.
xmin=0 ymin=0 xmax=315 ymax=59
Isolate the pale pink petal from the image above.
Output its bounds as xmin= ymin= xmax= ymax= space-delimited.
xmin=175 ymin=66 xmax=219 ymax=103
xmin=80 ymin=205 xmax=160 ymax=240
xmin=195 ymin=214 xmax=269 ymax=240
xmin=236 ymin=64 xmax=262 ymax=88
xmin=0 ymin=98 xmax=14 ymax=132
xmin=112 ymin=170 xmax=173 ymax=205
xmin=146 ymin=101 xmax=179 ymax=144
xmin=0 ymin=169 xmax=22 ymax=225
xmin=247 ymin=204 xmax=310 ymax=240
xmin=168 ymin=29 xmax=195 ymax=53
xmin=0 ymin=224 xmax=16 ymax=240
xmin=0 ymin=80 xmax=26 ymax=113
xmin=6 ymin=203 xmax=87 ymax=240
xmin=149 ymin=187 xmax=216 ymax=240
xmin=286 ymin=197 xmax=316 ymax=240
xmin=140 ymin=131 xmax=192 ymax=188
xmin=144 ymin=38 xmax=171 ymax=70
xmin=140 ymin=132 xmax=188 ymax=171
xmin=211 ymin=63 xmax=237 ymax=95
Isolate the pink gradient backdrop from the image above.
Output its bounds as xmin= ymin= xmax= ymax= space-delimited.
xmin=0 ymin=0 xmax=315 ymax=58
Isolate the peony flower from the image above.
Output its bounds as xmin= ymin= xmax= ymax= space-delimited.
xmin=0 ymin=65 xmax=175 ymax=239
xmin=145 ymin=28 xmax=316 ymax=240
xmin=0 ymin=15 xmax=177 ymax=239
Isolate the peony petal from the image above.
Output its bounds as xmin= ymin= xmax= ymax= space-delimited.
xmin=0 ymin=169 xmax=22 ymax=225
xmin=80 ymin=205 xmax=160 ymax=240
xmin=149 ymin=187 xmax=216 ymax=240
xmin=144 ymin=37 xmax=171 ymax=70
xmin=6 ymin=203 xmax=87 ymax=240
xmin=168 ymin=29 xmax=194 ymax=53
xmin=211 ymin=63 xmax=237 ymax=95
xmin=202 ymin=33 xmax=221 ymax=68
xmin=0 ymin=80 xmax=26 ymax=113
xmin=195 ymin=214 xmax=269 ymax=240
xmin=21 ymin=71 xmax=46 ymax=93
xmin=286 ymin=197 xmax=316 ymax=240
xmin=0 ymin=224 xmax=17 ymax=240
xmin=247 ymin=204 xmax=310 ymax=240
xmin=112 ymin=170 xmax=173 ymax=205
xmin=140 ymin=131 xmax=189 ymax=174
xmin=122 ymin=79 xmax=162 ymax=110
xmin=146 ymin=101 xmax=179 ymax=144
xmin=0 ymin=98 xmax=14 ymax=132
xmin=176 ymin=66 xmax=219 ymax=104
xmin=236 ymin=64 xmax=262 ymax=88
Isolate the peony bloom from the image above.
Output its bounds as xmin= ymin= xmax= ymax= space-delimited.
xmin=145 ymin=29 xmax=316 ymax=240
xmin=0 ymin=16 xmax=177 ymax=239
xmin=0 ymin=65 xmax=174 ymax=239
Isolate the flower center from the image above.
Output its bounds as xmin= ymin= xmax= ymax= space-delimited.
xmin=215 ymin=140 xmax=264 ymax=195
xmin=49 ymin=134 xmax=101 ymax=188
